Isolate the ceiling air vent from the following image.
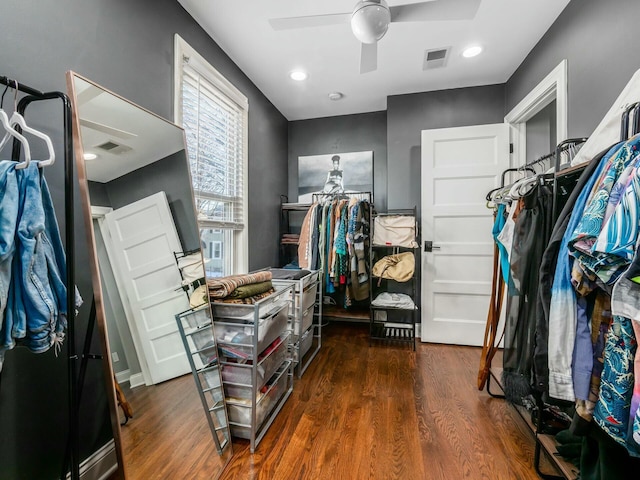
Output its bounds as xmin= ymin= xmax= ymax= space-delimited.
xmin=423 ymin=47 xmax=450 ymax=70
xmin=95 ymin=140 xmax=132 ymax=155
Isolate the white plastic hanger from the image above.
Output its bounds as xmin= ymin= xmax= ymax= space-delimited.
xmin=0 ymin=109 xmax=31 ymax=169
xmin=9 ymin=111 xmax=55 ymax=167
xmin=7 ymin=81 xmax=55 ymax=167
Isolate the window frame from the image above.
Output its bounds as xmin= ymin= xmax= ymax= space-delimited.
xmin=173 ymin=34 xmax=248 ymax=274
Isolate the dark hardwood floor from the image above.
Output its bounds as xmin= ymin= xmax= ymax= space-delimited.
xmin=119 ymin=321 xmax=560 ymax=480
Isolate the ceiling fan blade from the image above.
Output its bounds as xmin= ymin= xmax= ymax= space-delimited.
xmin=389 ymin=0 xmax=481 ymax=22
xmin=269 ymin=13 xmax=351 ymax=30
xmin=360 ymin=42 xmax=378 ymax=74
xmin=80 ymin=118 xmax=138 ymax=140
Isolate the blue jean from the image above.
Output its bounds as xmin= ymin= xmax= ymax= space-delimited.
xmin=1 ymin=162 xmax=80 ymax=369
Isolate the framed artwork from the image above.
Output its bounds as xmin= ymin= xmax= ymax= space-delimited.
xmin=297 ymin=150 xmax=373 ymax=202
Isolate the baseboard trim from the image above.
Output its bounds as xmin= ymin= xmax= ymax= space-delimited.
xmin=128 ymin=372 xmax=145 ymax=388
xmin=66 ymin=439 xmax=118 ymax=480
xmin=115 ymin=369 xmax=130 ymax=385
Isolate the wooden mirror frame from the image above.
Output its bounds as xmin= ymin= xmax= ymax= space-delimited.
xmin=65 ymin=70 xmax=233 ymax=479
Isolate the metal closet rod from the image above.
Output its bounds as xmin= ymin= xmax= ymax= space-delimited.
xmin=0 ymin=75 xmax=81 ymax=480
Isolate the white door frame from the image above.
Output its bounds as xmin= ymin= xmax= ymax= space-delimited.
xmin=505 ymin=59 xmax=568 ymax=169
xmin=91 ymin=205 xmax=154 ymax=387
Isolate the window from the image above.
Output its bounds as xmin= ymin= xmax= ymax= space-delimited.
xmin=174 ymin=35 xmax=248 ymax=276
xmin=212 ymin=241 xmax=222 ymax=260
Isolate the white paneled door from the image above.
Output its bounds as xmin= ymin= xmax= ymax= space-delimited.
xmin=104 ymin=191 xmax=191 ymax=384
xmin=421 ymin=124 xmax=510 ymax=345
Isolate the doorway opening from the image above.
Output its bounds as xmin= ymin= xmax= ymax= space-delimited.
xmin=505 ymin=59 xmax=568 ymax=171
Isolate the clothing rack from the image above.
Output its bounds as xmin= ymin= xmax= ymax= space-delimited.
xmin=483 ymin=137 xmax=589 ymax=480
xmin=0 ymin=76 xmax=82 ymax=480
xmin=310 ymin=191 xmax=373 ymax=322
xmin=311 ymin=190 xmax=373 ymax=204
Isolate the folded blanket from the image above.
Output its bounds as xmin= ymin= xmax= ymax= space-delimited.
xmin=226 ymin=281 xmax=273 ymax=299
xmin=215 ymin=289 xmax=275 ymax=304
xmin=207 ymin=271 xmax=273 ymax=298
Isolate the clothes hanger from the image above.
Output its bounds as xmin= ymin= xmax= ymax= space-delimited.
xmin=0 ymin=84 xmax=31 ymax=169
xmin=7 ymin=82 xmax=55 ymax=167
xmin=485 ymin=166 xmax=536 ymax=202
xmin=9 ymin=111 xmax=55 ymax=167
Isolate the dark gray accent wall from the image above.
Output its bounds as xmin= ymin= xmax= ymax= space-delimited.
xmin=0 ymin=0 xmax=287 ymax=478
xmin=386 ymin=84 xmax=506 ymax=213
xmin=506 ymin=0 xmax=640 ymax=140
xmin=288 ymin=111 xmax=388 ymax=211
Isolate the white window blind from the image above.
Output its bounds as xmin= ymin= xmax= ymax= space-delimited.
xmin=180 ymin=58 xmax=245 ymax=230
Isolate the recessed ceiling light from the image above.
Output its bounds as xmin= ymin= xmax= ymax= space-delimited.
xmin=290 ymin=70 xmax=308 ymax=81
xmin=462 ymin=46 xmax=483 ymax=58
xmin=328 ymin=92 xmax=344 ymax=101
xmin=83 ymin=152 xmax=98 ymax=161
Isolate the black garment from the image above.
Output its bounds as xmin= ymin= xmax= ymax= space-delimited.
xmin=579 ymin=424 xmax=640 ymax=480
xmin=502 ymin=180 xmax=553 ymax=404
xmin=532 ymin=146 xmax=615 ymax=396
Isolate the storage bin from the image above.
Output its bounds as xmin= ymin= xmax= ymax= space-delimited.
xmin=270 ymin=269 xmax=319 ymax=314
xmin=201 ymin=366 xmax=222 ymax=390
xmin=184 ymin=307 xmax=212 ymax=329
xmin=300 ymin=328 xmax=314 ymax=359
xmin=291 ymin=304 xmax=314 ymax=336
xmin=293 ymin=327 xmax=314 ymax=363
xmin=297 ymin=282 xmax=317 ymax=312
xmin=210 ymin=289 xmax=290 ymax=320
xmin=214 ymin=303 xmax=289 ymax=360
xmin=189 ymin=325 xmax=216 ymax=351
xmin=195 ymin=342 xmax=218 ymax=366
xmin=220 ymin=334 xmax=289 ymax=396
xmin=227 ymin=363 xmax=290 ymax=438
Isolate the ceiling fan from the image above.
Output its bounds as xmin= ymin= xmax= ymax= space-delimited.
xmin=269 ymin=0 xmax=481 ymax=74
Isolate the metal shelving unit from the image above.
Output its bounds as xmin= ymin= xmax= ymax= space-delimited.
xmin=270 ymin=268 xmax=322 ymax=378
xmin=369 ymin=207 xmax=420 ymax=350
xmin=210 ymin=286 xmax=294 ymax=453
xmin=175 ymin=304 xmax=231 ymax=455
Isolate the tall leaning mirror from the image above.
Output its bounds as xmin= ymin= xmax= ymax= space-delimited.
xmin=66 ymin=71 xmax=233 ymax=479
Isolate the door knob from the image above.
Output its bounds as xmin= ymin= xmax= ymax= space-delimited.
xmin=424 ymin=241 xmax=441 ymax=252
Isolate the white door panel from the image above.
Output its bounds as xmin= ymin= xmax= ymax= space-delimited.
xmin=105 ymin=191 xmax=191 ymax=384
xmin=421 ymin=124 xmax=509 ymax=346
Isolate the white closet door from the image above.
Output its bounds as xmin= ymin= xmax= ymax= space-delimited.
xmin=421 ymin=124 xmax=510 ymax=346
xmin=104 ymin=191 xmax=191 ymax=385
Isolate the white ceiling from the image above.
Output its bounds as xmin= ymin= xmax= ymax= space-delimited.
xmin=177 ymin=0 xmax=571 ymax=121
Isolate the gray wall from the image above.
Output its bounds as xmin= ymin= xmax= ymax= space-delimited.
xmin=526 ymin=100 xmax=557 ymax=164
xmin=288 ymin=111 xmax=388 ymax=211
xmin=96 ymin=151 xmax=200 ymax=252
xmin=386 ymin=84 xmax=506 ymax=213
xmin=0 ymin=0 xmax=287 ymax=478
xmin=506 ymin=0 xmax=640 ymax=141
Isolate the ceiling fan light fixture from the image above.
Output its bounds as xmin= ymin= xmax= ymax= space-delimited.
xmin=289 ymin=70 xmax=308 ymax=81
xmin=351 ymin=0 xmax=391 ymax=44
xmin=462 ymin=45 xmax=483 ymax=58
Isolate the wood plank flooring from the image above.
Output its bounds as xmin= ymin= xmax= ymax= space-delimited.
xmin=119 ymin=321 xmax=562 ymax=480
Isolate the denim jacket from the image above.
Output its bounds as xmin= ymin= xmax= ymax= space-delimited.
xmin=0 ymin=162 xmax=81 ymax=370
xmin=0 ymin=161 xmax=19 ymax=330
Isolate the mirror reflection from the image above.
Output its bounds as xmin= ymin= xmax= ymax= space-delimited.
xmin=67 ymin=72 xmax=232 ymax=479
